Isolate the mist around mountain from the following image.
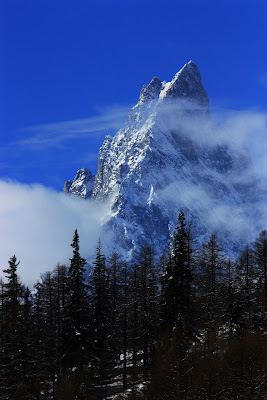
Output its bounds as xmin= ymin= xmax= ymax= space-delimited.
xmin=65 ymin=61 xmax=266 ymax=260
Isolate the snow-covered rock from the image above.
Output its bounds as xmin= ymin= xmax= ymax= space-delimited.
xmin=64 ymin=167 xmax=95 ymax=199
xmin=64 ymin=61 xmax=262 ymax=258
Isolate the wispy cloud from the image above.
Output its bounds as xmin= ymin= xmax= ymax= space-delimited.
xmin=12 ymin=104 xmax=132 ymax=149
xmin=155 ymin=99 xmax=267 ymax=179
xmin=212 ymin=108 xmax=267 ymax=178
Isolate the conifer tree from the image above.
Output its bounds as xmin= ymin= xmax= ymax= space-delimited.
xmin=159 ymin=213 xmax=195 ymax=398
xmin=253 ymin=230 xmax=267 ymax=310
xmin=106 ymin=252 xmax=123 ymax=363
xmin=0 ymin=255 xmax=23 ymax=398
xmin=54 ymin=263 xmax=68 ymax=365
xmin=197 ymin=233 xmax=226 ymax=329
xmin=223 ymin=259 xmax=240 ymax=336
xmin=121 ymin=262 xmax=128 ymax=392
xmin=135 ymin=246 xmax=159 ymax=375
xmin=31 ymin=272 xmax=58 ymax=398
xmin=196 ymin=234 xmax=226 ymax=397
xmin=18 ymin=287 xmax=36 ymax=398
xmin=64 ymin=229 xmax=90 ymax=370
xmin=162 ymin=212 xmax=194 ymax=340
xmin=128 ymin=264 xmax=139 ymax=384
xmin=235 ymin=244 xmax=256 ymax=328
xmin=236 ymin=245 xmax=255 ymax=307
xmin=31 ymin=280 xmax=46 ymax=397
xmin=90 ymin=240 xmax=110 ymax=394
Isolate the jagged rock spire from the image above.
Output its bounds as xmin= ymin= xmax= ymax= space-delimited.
xmin=159 ymin=61 xmax=209 ymax=113
xmin=63 ymin=62 xmax=259 ymax=258
xmin=64 ymin=167 xmax=95 ymax=199
xmin=138 ymin=77 xmax=162 ymax=104
xmin=136 ymin=61 xmax=209 ymax=114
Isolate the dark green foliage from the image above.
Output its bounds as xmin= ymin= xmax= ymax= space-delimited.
xmin=162 ymin=212 xmax=195 ymax=341
xmin=253 ymin=230 xmax=267 ymax=309
xmin=129 ymin=246 xmax=159 ymax=379
xmin=0 ymin=220 xmax=266 ymax=399
xmin=0 ymin=255 xmax=23 ymax=398
xmin=89 ymin=240 xmax=110 ymax=393
xmin=196 ymin=234 xmax=226 ymax=336
xmin=64 ymin=229 xmax=90 ymax=369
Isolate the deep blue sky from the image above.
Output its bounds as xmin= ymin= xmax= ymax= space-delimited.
xmin=1 ymin=0 xmax=266 ymax=190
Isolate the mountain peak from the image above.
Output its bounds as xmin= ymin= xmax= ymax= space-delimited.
xmin=159 ymin=61 xmax=209 ymax=112
xmin=64 ymin=62 xmax=261 ymax=258
xmin=136 ymin=61 xmax=209 ymax=114
xmin=138 ymin=76 xmax=162 ymax=104
xmin=175 ymin=60 xmax=202 ymax=82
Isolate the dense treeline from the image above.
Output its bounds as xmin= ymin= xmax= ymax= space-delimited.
xmin=0 ymin=213 xmax=266 ymax=399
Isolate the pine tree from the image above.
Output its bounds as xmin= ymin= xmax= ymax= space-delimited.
xmin=106 ymin=251 xmax=123 ymax=363
xmin=0 ymin=255 xmax=23 ymax=398
xmin=162 ymin=212 xmax=194 ymax=340
xmin=195 ymin=234 xmax=226 ymax=398
xmin=18 ymin=287 xmax=36 ymax=398
xmin=121 ymin=262 xmax=128 ymax=392
xmin=237 ymin=245 xmax=255 ymax=305
xmin=159 ymin=213 xmax=195 ymax=398
xmin=64 ymin=229 xmax=90 ymax=370
xmin=135 ymin=246 xmax=159 ymax=377
xmin=54 ymin=263 xmax=68 ymax=365
xmin=128 ymin=264 xmax=139 ymax=384
xmin=235 ymin=244 xmax=256 ymax=328
xmin=223 ymin=259 xmax=240 ymax=337
xmin=31 ymin=272 xmax=58 ymax=398
xmin=253 ymin=230 xmax=267 ymax=310
xmin=89 ymin=240 xmax=109 ymax=395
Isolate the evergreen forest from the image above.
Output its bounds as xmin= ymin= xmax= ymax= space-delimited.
xmin=0 ymin=212 xmax=266 ymax=399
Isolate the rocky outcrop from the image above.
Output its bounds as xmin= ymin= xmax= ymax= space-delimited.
xmin=64 ymin=168 xmax=95 ymax=199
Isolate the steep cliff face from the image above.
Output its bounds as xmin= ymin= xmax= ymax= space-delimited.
xmin=64 ymin=168 xmax=95 ymax=199
xmin=64 ymin=61 xmax=259 ymax=257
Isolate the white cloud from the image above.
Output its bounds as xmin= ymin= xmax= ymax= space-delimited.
xmin=0 ymin=181 xmax=112 ymax=287
xmin=14 ymin=104 xmax=131 ymax=149
xmin=212 ymin=108 xmax=267 ymax=174
xmin=155 ymin=99 xmax=267 ymax=178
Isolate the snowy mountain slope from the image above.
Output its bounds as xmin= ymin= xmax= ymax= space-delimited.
xmin=64 ymin=61 xmax=261 ymax=257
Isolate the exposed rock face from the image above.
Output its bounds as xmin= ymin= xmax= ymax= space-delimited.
xmin=64 ymin=168 xmax=95 ymax=199
xmin=64 ymin=61 xmax=261 ymax=258
xmin=159 ymin=61 xmax=210 ymax=110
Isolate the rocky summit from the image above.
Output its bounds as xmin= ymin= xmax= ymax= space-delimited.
xmin=64 ymin=61 xmax=261 ymax=258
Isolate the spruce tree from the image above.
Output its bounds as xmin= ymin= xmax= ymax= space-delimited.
xmin=253 ymin=230 xmax=267 ymax=310
xmin=196 ymin=234 xmax=226 ymax=398
xmin=18 ymin=287 xmax=36 ymax=398
xmin=160 ymin=213 xmax=195 ymax=398
xmin=106 ymin=251 xmax=123 ymax=364
xmin=133 ymin=245 xmax=159 ymax=377
xmin=0 ymin=255 xmax=23 ymax=398
xmin=64 ymin=229 xmax=90 ymax=370
xmin=121 ymin=262 xmax=128 ymax=392
xmin=89 ymin=240 xmax=109 ymax=394
xmin=162 ymin=212 xmax=194 ymax=340
xmin=236 ymin=245 xmax=255 ymax=308
xmin=54 ymin=263 xmax=68 ymax=365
